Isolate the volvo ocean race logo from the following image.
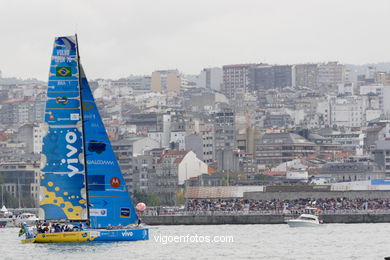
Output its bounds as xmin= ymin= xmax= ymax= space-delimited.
xmin=56 ymin=96 xmax=69 ymax=105
xmin=61 ymin=131 xmax=80 ymax=175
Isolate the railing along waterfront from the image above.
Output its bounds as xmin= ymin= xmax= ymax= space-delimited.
xmin=141 ymin=209 xmax=390 ymax=216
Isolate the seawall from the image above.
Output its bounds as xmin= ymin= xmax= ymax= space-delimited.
xmin=243 ymin=190 xmax=390 ymax=200
xmin=142 ymin=214 xmax=390 ymax=225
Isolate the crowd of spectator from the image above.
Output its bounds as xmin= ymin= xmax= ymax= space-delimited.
xmin=185 ymin=198 xmax=390 ymax=213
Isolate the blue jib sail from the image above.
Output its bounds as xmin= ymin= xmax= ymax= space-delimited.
xmin=80 ymin=66 xmax=138 ymax=228
xmin=39 ymin=36 xmax=88 ymax=220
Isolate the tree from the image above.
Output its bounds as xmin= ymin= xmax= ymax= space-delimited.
xmin=148 ymin=193 xmax=160 ymax=206
xmin=254 ymin=174 xmax=271 ymax=180
xmin=230 ymin=171 xmax=247 ymax=181
xmin=132 ymin=191 xmax=160 ymax=206
xmin=175 ymin=188 xmax=184 ymax=206
xmin=132 ymin=191 xmax=148 ymax=204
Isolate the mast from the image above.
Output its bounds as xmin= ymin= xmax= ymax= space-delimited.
xmin=75 ymin=34 xmax=91 ymax=223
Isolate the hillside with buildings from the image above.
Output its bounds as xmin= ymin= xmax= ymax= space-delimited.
xmin=2 ymin=62 xmax=390 ymax=207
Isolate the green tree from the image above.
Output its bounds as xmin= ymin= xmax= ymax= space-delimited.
xmin=132 ymin=191 xmax=161 ymax=206
xmin=132 ymin=191 xmax=148 ymax=204
xmin=221 ymin=176 xmax=229 ymax=186
xmin=175 ymin=188 xmax=184 ymax=206
xmin=148 ymin=193 xmax=160 ymax=206
xmin=254 ymin=174 xmax=272 ymax=180
xmin=230 ymin=171 xmax=247 ymax=181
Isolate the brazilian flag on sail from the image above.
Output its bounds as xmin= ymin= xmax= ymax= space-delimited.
xmin=56 ymin=66 xmax=72 ymax=77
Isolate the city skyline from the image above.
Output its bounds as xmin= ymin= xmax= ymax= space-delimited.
xmin=1 ymin=0 xmax=390 ymax=80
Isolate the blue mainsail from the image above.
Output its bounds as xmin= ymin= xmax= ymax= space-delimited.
xmin=39 ymin=36 xmax=88 ymax=220
xmin=79 ymin=66 xmax=138 ymax=228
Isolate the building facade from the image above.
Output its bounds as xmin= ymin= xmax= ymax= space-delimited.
xmin=222 ymin=64 xmax=253 ymax=109
xmin=0 ymin=162 xmax=40 ymax=207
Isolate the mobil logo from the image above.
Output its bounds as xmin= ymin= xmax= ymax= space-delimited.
xmin=110 ymin=177 xmax=121 ymax=188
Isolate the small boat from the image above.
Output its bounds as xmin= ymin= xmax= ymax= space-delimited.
xmin=0 ymin=206 xmax=38 ymax=228
xmin=0 ymin=220 xmax=7 ymax=228
xmin=287 ymin=214 xmax=322 ymax=227
xmin=21 ymin=35 xmax=148 ymax=243
xmin=0 ymin=205 xmax=12 ymax=228
xmin=12 ymin=213 xmax=39 ymax=227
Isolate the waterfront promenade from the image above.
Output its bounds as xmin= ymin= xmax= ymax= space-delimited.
xmin=142 ymin=210 xmax=390 ymax=225
xmin=141 ymin=195 xmax=390 ymax=225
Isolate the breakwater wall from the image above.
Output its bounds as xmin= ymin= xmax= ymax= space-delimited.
xmin=243 ymin=190 xmax=390 ymax=200
xmin=142 ymin=214 xmax=390 ymax=225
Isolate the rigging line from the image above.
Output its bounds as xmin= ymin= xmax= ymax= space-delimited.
xmin=75 ymin=34 xmax=91 ymax=224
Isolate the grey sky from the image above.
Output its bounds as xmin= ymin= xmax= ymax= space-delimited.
xmin=1 ymin=0 xmax=390 ymax=80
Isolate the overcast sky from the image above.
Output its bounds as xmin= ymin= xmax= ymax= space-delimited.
xmin=1 ymin=0 xmax=390 ymax=80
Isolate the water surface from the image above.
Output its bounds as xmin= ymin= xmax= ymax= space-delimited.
xmin=1 ymin=224 xmax=389 ymax=259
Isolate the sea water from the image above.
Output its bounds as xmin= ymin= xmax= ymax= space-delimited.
xmin=1 ymin=224 xmax=389 ymax=260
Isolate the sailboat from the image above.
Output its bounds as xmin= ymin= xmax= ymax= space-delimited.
xmin=22 ymin=35 xmax=148 ymax=243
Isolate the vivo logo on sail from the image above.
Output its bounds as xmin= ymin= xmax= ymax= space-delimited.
xmin=61 ymin=131 xmax=81 ymax=176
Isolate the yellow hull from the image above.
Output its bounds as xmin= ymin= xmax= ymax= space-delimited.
xmin=22 ymin=231 xmax=98 ymax=243
xmin=21 ymin=238 xmax=36 ymax=244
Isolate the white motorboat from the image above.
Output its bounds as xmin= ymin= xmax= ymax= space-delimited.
xmin=2 ymin=213 xmax=39 ymax=227
xmin=287 ymin=214 xmax=322 ymax=227
xmin=0 ymin=205 xmax=13 ymax=228
xmin=13 ymin=213 xmax=39 ymax=226
xmin=0 ymin=206 xmax=39 ymax=227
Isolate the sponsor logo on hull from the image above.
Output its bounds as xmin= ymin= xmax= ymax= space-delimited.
xmin=90 ymin=208 xmax=107 ymax=217
xmin=121 ymin=231 xmax=133 ymax=237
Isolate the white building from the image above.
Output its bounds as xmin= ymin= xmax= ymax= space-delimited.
xmin=134 ymin=92 xmax=166 ymax=109
xmin=198 ymin=67 xmax=223 ymax=91
xmin=317 ymin=100 xmax=331 ymax=125
xmin=177 ymin=151 xmax=208 ymax=185
xmin=344 ymin=67 xmax=358 ymax=87
xmin=360 ymin=85 xmax=383 ymax=96
xmin=383 ymin=86 xmax=390 ymax=115
xmin=17 ymin=123 xmax=44 ymax=154
xmin=286 ymin=170 xmax=308 ymax=181
xmin=329 ymin=96 xmax=366 ymax=128
xmin=153 ymin=150 xmax=208 ymax=205
xmin=323 ymin=131 xmax=365 ymax=156
xmin=148 ymin=131 xmax=186 ymax=150
xmin=130 ymin=137 xmax=160 ymax=157
xmin=170 ymin=131 xmax=186 ymax=150
xmin=317 ymin=61 xmax=345 ymax=87
xmin=338 ymin=83 xmax=353 ymax=96
xmin=360 ymin=85 xmax=390 ymax=114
